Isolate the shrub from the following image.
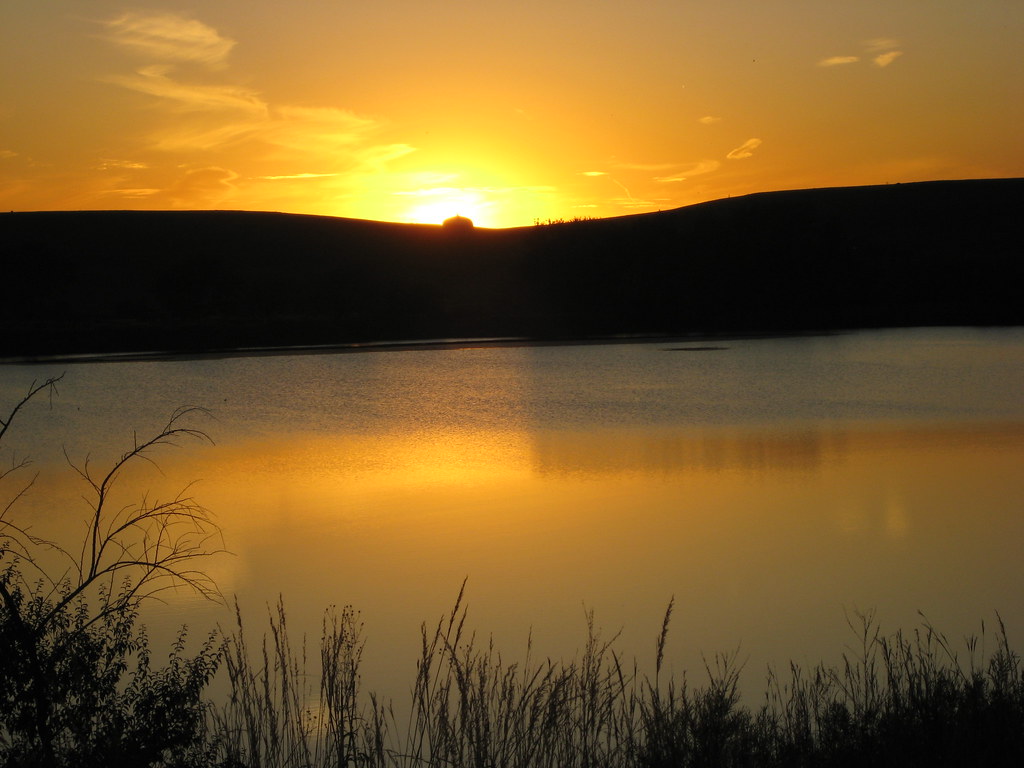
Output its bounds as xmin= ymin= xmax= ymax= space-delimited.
xmin=0 ymin=376 xmax=225 ymax=767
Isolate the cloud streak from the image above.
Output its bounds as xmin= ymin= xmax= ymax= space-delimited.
xmin=104 ymin=12 xmax=236 ymax=66
xmin=819 ymin=39 xmax=903 ymax=69
xmin=818 ymin=56 xmax=860 ymax=67
xmin=394 ymin=183 xmax=556 ymax=197
xmin=726 ymin=138 xmax=762 ymax=160
xmin=106 ymin=65 xmax=267 ymax=114
xmin=96 ymin=159 xmax=149 ymax=170
xmin=262 ymin=106 xmax=376 ymax=152
xmin=873 ymin=51 xmax=903 ymax=67
xmin=612 ymin=161 xmax=678 ymax=172
xmin=866 ymin=38 xmax=900 ymax=52
xmin=157 ymin=167 xmax=238 ymax=206
xmin=655 ymin=160 xmax=720 ymax=182
xmin=257 ymin=173 xmax=340 ymax=180
xmin=100 ymin=11 xmax=414 ymax=191
xmin=88 ymin=10 xmax=430 ymax=217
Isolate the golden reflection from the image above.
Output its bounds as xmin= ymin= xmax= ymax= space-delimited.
xmin=97 ymin=419 xmax=1024 ymax=705
xmin=530 ymin=426 xmax=846 ymax=477
xmin=885 ymin=495 xmax=910 ymax=539
xmin=200 ymin=429 xmax=532 ymax=489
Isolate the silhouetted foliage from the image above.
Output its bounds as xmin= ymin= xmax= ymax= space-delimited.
xmin=442 ymin=214 xmax=474 ymax=231
xmin=533 ymin=215 xmax=597 ymax=225
xmin=211 ymin=593 xmax=1024 ymax=768
xmin=0 ymin=378 xmax=224 ymax=767
xmin=0 ymin=578 xmax=221 ymax=768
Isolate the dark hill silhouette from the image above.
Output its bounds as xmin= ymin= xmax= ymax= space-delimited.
xmin=2 ymin=178 xmax=1021 ymax=358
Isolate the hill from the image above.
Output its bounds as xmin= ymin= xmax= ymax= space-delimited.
xmin=2 ymin=178 xmax=1022 ymax=358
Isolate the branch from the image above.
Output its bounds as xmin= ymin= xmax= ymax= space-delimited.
xmin=0 ymin=375 xmax=63 ymax=445
xmin=6 ymin=401 xmax=224 ymax=642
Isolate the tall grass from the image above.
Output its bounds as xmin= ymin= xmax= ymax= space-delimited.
xmin=210 ymin=593 xmax=1023 ymax=768
xmin=211 ymin=597 xmax=369 ymax=768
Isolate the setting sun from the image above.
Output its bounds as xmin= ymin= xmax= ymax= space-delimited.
xmin=403 ymin=188 xmax=485 ymax=227
xmin=391 ymin=155 xmax=557 ymax=228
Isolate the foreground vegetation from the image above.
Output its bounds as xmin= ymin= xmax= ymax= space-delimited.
xmin=3 ymin=380 xmax=1023 ymax=766
xmin=211 ymin=591 xmax=1023 ymax=768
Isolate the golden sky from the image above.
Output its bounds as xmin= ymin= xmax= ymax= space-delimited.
xmin=2 ymin=1 xmax=1022 ymax=227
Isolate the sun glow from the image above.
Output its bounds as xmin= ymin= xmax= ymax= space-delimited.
xmin=405 ymin=188 xmax=486 ymax=227
xmin=396 ymin=180 xmax=557 ymax=229
xmin=387 ymin=153 xmax=559 ymax=228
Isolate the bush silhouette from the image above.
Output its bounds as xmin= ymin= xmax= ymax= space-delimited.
xmin=0 ymin=377 xmax=224 ymax=767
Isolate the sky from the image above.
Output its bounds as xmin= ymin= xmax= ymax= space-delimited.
xmin=2 ymin=1 xmax=1022 ymax=228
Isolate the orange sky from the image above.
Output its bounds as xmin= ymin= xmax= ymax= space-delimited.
xmin=2 ymin=1 xmax=1022 ymax=228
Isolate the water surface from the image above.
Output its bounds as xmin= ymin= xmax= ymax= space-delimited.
xmin=2 ymin=327 xmax=1022 ymax=703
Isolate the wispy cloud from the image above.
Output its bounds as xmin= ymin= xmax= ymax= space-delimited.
xmin=867 ymin=38 xmax=903 ymax=67
xmin=610 ymin=177 xmax=635 ymax=203
xmin=261 ymin=106 xmax=376 ymax=152
xmin=148 ymin=120 xmax=266 ymax=152
xmin=820 ymin=39 xmax=903 ymax=69
xmin=96 ymin=158 xmax=149 ymax=170
xmin=109 ymin=167 xmax=239 ymax=206
xmin=257 ymin=173 xmax=339 ymax=180
xmin=97 ymin=10 xmax=419 ymax=213
xmin=353 ymin=143 xmax=418 ymax=171
xmin=655 ymin=160 xmax=720 ymax=183
xmin=698 ymin=116 xmax=722 ymax=125
xmin=394 ymin=183 xmax=555 ymax=197
xmin=100 ymin=12 xmax=412 ymax=175
xmin=157 ymin=167 xmax=238 ymax=205
xmin=866 ymin=38 xmax=900 ymax=52
xmin=104 ymin=12 xmax=236 ymax=67
xmin=106 ymin=65 xmax=267 ymax=114
xmin=612 ymin=161 xmax=679 ymax=172
xmin=818 ymin=56 xmax=860 ymax=67
xmin=105 ymin=187 xmax=162 ymax=200
xmin=873 ymin=51 xmax=903 ymax=67
xmin=726 ymin=138 xmax=762 ymax=160
xmin=581 ymin=171 xmax=607 ymax=177
xmin=613 ymin=194 xmax=660 ymax=210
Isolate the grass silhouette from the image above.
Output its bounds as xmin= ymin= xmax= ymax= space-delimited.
xmin=209 ymin=590 xmax=1023 ymax=768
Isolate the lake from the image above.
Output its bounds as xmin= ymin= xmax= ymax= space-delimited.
xmin=2 ymin=326 xmax=1023 ymax=705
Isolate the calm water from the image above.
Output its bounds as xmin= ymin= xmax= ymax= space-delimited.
xmin=2 ymin=327 xmax=1023 ymax=704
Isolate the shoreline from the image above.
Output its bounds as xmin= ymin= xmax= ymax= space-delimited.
xmin=0 ymin=328 xmax=855 ymax=365
xmin=6 ymin=323 xmax=1022 ymax=366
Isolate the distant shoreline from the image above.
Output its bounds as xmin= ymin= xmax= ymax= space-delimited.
xmin=1 ymin=329 xmax=858 ymax=365
xmin=10 ymin=324 xmax=1023 ymax=366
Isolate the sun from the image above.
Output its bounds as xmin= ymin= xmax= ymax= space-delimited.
xmin=408 ymin=200 xmax=477 ymax=227
xmin=387 ymin=155 xmax=559 ymax=228
xmin=406 ymin=189 xmax=486 ymax=227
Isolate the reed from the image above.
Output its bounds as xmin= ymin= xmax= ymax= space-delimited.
xmin=761 ymin=610 xmax=1024 ymax=767
xmin=210 ymin=596 xmax=1023 ymax=768
xmin=211 ymin=597 xmax=371 ymax=768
